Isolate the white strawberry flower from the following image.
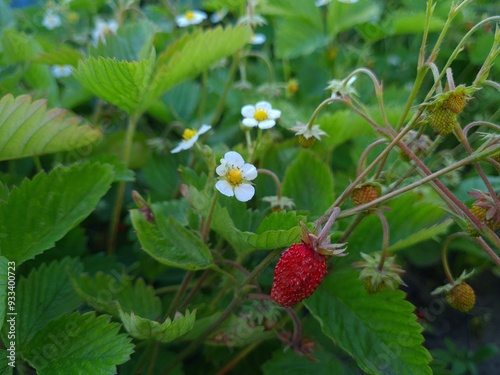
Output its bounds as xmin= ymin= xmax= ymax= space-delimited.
xmin=42 ymin=12 xmax=62 ymax=30
xmin=171 ymin=124 xmax=211 ymax=154
xmin=92 ymin=19 xmax=119 ymax=45
xmin=176 ymin=10 xmax=207 ymax=27
xmin=215 ymin=151 xmax=257 ymax=202
xmin=241 ymin=101 xmax=281 ymax=129
xmin=51 ymin=65 xmax=73 ymax=78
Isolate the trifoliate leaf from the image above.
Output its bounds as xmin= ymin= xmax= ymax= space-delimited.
xmin=3 ymin=258 xmax=83 ymax=351
xmin=23 ymin=312 xmax=134 ymax=375
xmin=305 ymin=268 xmax=432 ymax=375
xmin=0 ymin=163 xmax=114 ymax=264
xmin=73 ymin=54 xmax=155 ymax=115
xmin=0 ymin=94 xmax=101 ymax=161
xmin=282 ymin=151 xmax=334 ymax=218
xmin=71 ymin=273 xmax=161 ymax=320
xmin=118 ymin=307 xmax=195 ymax=343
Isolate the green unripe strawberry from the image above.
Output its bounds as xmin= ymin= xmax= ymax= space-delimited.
xmin=446 ymin=282 xmax=475 ymax=312
xmin=466 ymin=191 xmax=500 ymax=237
xmin=298 ymin=135 xmax=316 ymax=148
xmin=443 ymin=90 xmax=468 ymax=114
xmin=352 ymin=183 xmax=382 ymax=207
xmin=362 ymin=277 xmax=386 ymax=294
xmin=427 ymin=107 xmax=457 ymax=136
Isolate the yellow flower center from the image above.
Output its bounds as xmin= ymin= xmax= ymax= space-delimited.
xmin=254 ymin=108 xmax=268 ymax=122
xmin=185 ymin=11 xmax=195 ymax=20
xmin=227 ymin=168 xmax=243 ymax=186
xmin=182 ymin=129 xmax=197 ymax=140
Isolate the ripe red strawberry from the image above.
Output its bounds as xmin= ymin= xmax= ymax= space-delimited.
xmin=270 ymin=243 xmax=328 ymax=307
xmin=270 ymin=208 xmax=347 ymax=307
xmin=446 ymin=282 xmax=476 ymax=312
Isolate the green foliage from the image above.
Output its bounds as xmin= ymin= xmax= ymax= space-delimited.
xmin=131 ymin=208 xmax=214 ymax=270
xmin=0 ymin=163 xmax=114 ymax=264
xmin=118 ymin=307 xmax=196 ymax=343
xmin=4 ymin=258 xmax=83 ymax=350
xmin=305 ymin=268 xmax=432 ymax=375
xmin=74 ymin=55 xmax=156 ymax=115
xmin=71 ymin=272 xmax=161 ymax=319
xmin=0 ymin=94 xmax=101 ymax=161
xmin=23 ymin=312 xmax=134 ymax=375
xmin=282 ymin=151 xmax=335 ymax=218
xmin=0 ymin=256 xmax=8 ymax=332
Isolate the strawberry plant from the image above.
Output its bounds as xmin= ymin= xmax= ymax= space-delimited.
xmin=0 ymin=0 xmax=498 ymax=374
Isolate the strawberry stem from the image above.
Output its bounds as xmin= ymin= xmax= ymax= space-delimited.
xmin=374 ymin=210 xmax=390 ymax=271
xmin=441 ymin=233 xmax=467 ymax=284
xmin=257 ymin=168 xmax=282 ymax=205
xmin=317 ymin=207 xmax=340 ymax=243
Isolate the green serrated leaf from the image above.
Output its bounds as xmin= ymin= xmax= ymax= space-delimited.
xmin=3 ymin=258 xmax=83 ymax=351
xmin=0 ymin=256 xmax=8 ymax=332
xmin=389 ymin=219 xmax=452 ymax=252
xmin=71 ymin=273 xmax=161 ymax=320
xmin=118 ymin=307 xmax=195 ymax=343
xmin=305 ymin=268 xmax=432 ymax=375
xmin=131 ymin=210 xmax=213 ymax=270
xmin=346 ymin=193 xmax=448 ymax=261
xmin=23 ymin=312 xmax=134 ymax=375
xmin=256 ymin=211 xmax=305 ymax=233
xmin=241 ymin=227 xmax=301 ymax=251
xmin=282 ymin=151 xmax=334 ymax=217
xmin=327 ymin=0 xmax=382 ymax=36
xmin=31 ymin=45 xmax=84 ymax=67
xmin=147 ymin=25 xmax=252 ymax=101
xmin=0 ymin=94 xmax=101 ymax=161
xmin=0 ymin=162 xmax=114 ymax=264
xmin=90 ymin=20 xmax=157 ymax=61
xmin=73 ymin=54 xmax=155 ymax=115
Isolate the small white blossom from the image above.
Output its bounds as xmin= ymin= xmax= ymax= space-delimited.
xmin=176 ymin=10 xmax=207 ymax=27
xmin=337 ymin=0 xmax=359 ymax=3
xmin=215 ymin=151 xmax=257 ymax=202
xmin=327 ymin=76 xmax=357 ymax=99
xmin=171 ymin=124 xmax=211 ymax=154
xmin=42 ymin=12 xmax=62 ymax=30
xmin=249 ymin=33 xmax=266 ymax=45
xmin=241 ymin=101 xmax=281 ymax=129
xmin=51 ymin=65 xmax=73 ymax=78
xmin=92 ymin=19 xmax=119 ymax=45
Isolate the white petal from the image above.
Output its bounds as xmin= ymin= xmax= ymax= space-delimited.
xmin=241 ymin=105 xmax=255 ymax=117
xmin=192 ymin=11 xmax=207 ymax=20
xmin=267 ymin=109 xmax=281 ymax=119
xmin=258 ymin=120 xmax=276 ymax=129
xmin=170 ymin=142 xmax=186 ymax=154
xmin=242 ymin=118 xmax=258 ymax=127
xmin=182 ymin=136 xmax=198 ymax=149
xmin=255 ymin=101 xmax=272 ymax=111
xmin=234 ymin=184 xmax=255 ymax=202
xmin=241 ymin=164 xmax=257 ymax=180
xmin=215 ymin=164 xmax=227 ymax=176
xmin=215 ymin=180 xmax=234 ymax=197
xmin=198 ymin=124 xmax=211 ymax=135
xmin=346 ymin=75 xmax=357 ymax=86
xmin=223 ymin=151 xmax=244 ymax=167
xmin=176 ymin=16 xmax=189 ymax=27
xmin=250 ymin=33 xmax=266 ymax=45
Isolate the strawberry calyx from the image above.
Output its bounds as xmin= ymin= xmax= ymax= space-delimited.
xmin=299 ymin=208 xmax=348 ymax=257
